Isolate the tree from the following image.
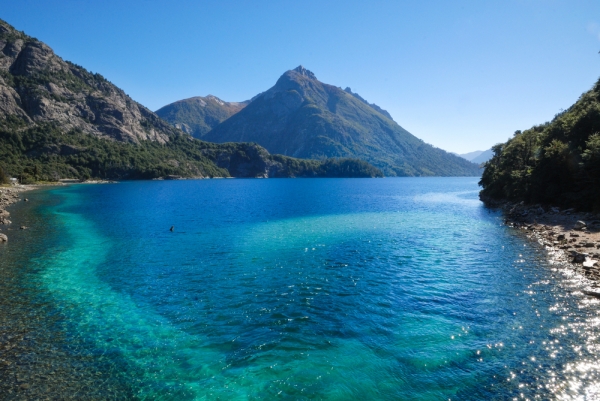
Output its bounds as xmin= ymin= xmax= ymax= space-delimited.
xmin=0 ymin=165 xmax=10 ymax=185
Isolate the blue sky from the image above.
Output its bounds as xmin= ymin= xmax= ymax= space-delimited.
xmin=2 ymin=0 xmax=600 ymax=153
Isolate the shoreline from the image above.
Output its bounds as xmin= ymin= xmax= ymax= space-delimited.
xmin=484 ymin=198 xmax=600 ymax=297
xmin=0 ymin=183 xmax=70 ymax=241
xmin=0 ymin=181 xmax=115 ymax=241
xmin=0 ymin=185 xmax=37 ymax=242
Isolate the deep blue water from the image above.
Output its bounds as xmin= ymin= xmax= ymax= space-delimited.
xmin=1 ymin=178 xmax=599 ymax=400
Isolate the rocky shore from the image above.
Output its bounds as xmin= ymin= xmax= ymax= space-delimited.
xmin=486 ymin=199 xmax=600 ymax=297
xmin=0 ymin=186 xmax=33 ymax=242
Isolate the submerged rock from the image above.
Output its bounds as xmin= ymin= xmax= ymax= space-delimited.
xmin=574 ymin=221 xmax=587 ymax=230
xmin=0 ymin=233 xmax=7 ymax=242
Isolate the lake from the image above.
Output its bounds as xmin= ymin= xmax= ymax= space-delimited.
xmin=0 ymin=178 xmax=598 ymax=400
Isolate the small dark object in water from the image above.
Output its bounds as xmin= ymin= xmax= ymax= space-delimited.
xmin=170 ymin=226 xmax=174 ymax=232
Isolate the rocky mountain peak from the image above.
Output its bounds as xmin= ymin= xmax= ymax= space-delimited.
xmin=0 ymin=18 xmax=175 ymax=144
xmin=205 ymin=95 xmax=225 ymax=105
xmin=292 ymin=65 xmax=316 ymax=80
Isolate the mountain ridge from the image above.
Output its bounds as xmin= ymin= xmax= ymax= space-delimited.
xmin=470 ymin=149 xmax=493 ymax=164
xmin=457 ymin=149 xmax=493 ymax=164
xmin=0 ymin=21 xmax=175 ymax=144
xmin=200 ymin=66 xmax=481 ymax=177
xmin=0 ymin=20 xmax=382 ymax=180
xmin=156 ymin=95 xmax=249 ymax=138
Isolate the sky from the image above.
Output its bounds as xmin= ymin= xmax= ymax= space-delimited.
xmin=2 ymin=0 xmax=600 ymax=154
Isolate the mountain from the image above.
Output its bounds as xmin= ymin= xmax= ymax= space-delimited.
xmin=458 ymin=150 xmax=484 ymax=161
xmin=343 ymin=87 xmax=393 ymax=120
xmin=457 ymin=149 xmax=493 ymax=164
xmin=0 ymin=22 xmax=174 ymax=144
xmin=480 ymin=77 xmax=600 ymax=210
xmin=156 ymin=95 xmax=249 ymax=138
xmin=0 ymin=20 xmax=382 ymax=181
xmin=470 ymin=149 xmax=493 ymax=164
xmin=200 ymin=66 xmax=481 ymax=177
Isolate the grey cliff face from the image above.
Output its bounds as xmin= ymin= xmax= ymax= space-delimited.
xmin=0 ymin=20 xmax=176 ymax=144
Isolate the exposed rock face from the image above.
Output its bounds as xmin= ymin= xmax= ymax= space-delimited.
xmin=156 ymin=95 xmax=249 ymax=138
xmin=0 ymin=19 xmax=178 ymax=144
xmin=203 ymin=66 xmax=481 ymax=177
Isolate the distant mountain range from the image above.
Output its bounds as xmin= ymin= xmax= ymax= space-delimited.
xmin=158 ymin=66 xmax=481 ymax=177
xmin=457 ymin=149 xmax=493 ymax=164
xmin=0 ymin=20 xmax=381 ymax=180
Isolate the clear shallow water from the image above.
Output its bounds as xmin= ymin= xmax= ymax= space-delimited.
xmin=1 ymin=178 xmax=600 ymax=400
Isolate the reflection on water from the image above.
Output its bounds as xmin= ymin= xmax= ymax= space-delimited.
xmin=0 ymin=178 xmax=598 ymax=400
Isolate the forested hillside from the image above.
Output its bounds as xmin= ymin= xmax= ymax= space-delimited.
xmin=480 ymin=77 xmax=600 ymax=210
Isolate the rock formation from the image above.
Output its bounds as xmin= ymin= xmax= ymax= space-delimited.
xmin=0 ymin=19 xmax=178 ymax=144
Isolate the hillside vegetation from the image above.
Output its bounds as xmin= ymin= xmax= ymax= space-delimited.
xmin=480 ymin=77 xmax=600 ymax=211
xmin=0 ymin=122 xmax=383 ymax=182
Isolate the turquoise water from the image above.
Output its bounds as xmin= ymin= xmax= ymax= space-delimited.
xmin=1 ymin=178 xmax=600 ymax=399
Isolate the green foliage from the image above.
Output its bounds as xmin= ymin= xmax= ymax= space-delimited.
xmin=0 ymin=122 xmax=382 ymax=181
xmin=0 ymin=165 xmax=9 ymax=184
xmin=0 ymin=123 xmax=229 ymax=180
xmin=269 ymin=155 xmax=383 ymax=178
xmin=480 ymin=77 xmax=600 ymax=211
